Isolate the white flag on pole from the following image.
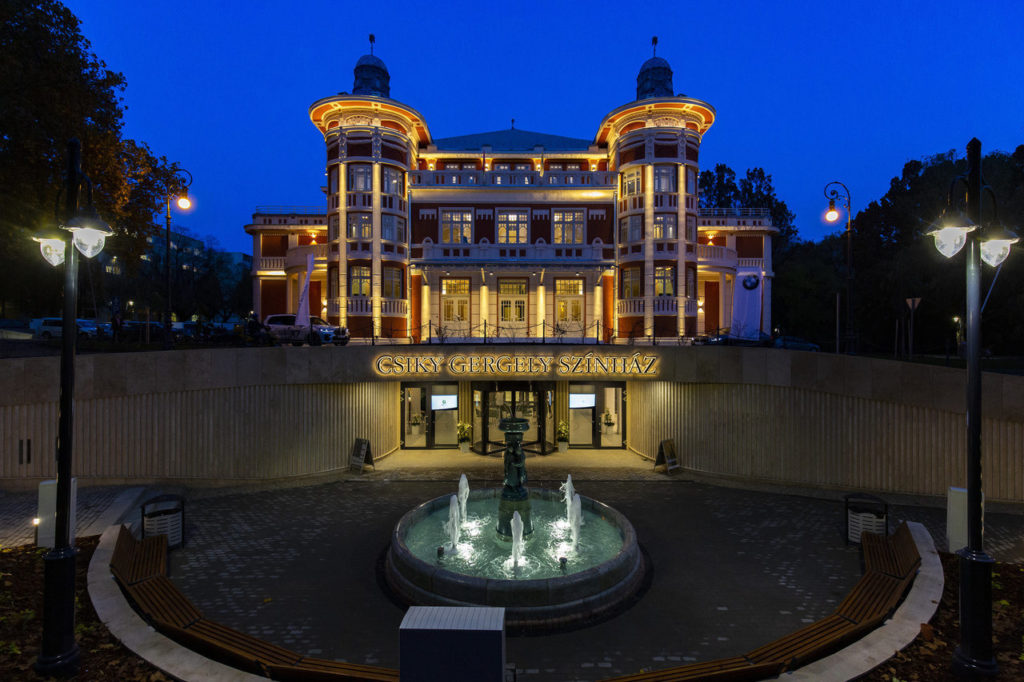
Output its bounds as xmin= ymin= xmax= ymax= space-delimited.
xmin=295 ymin=251 xmax=313 ymax=327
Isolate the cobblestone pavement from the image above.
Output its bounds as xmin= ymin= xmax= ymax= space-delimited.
xmin=0 ymin=485 xmax=131 ymax=548
xmin=163 ymin=474 xmax=1024 ymax=682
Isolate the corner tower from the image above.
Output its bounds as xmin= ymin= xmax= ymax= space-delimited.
xmin=595 ymin=51 xmax=715 ymax=339
xmin=308 ymin=50 xmax=431 ymax=338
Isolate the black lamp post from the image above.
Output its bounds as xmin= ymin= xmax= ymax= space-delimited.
xmin=163 ymin=169 xmax=193 ymax=350
xmin=824 ymin=181 xmax=854 ymax=353
xmin=32 ymin=139 xmax=112 ymax=676
xmin=927 ymin=138 xmax=1018 ymax=675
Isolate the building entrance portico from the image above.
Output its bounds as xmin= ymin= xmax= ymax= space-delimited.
xmin=472 ymin=382 xmax=553 ymax=455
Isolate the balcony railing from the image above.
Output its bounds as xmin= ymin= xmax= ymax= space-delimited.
xmin=327 ymin=299 xmax=340 ymax=317
xmin=617 ymin=298 xmax=644 ymax=315
xmin=409 ymin=170 xmax=615 ymax=188
xmin=256 ymin=256 xmax=286 ymax=271
xmin=698 ymin=207 xmax=770 ymax=217
xmin=381 ymin=299 xmax=408 ymax=316
xmin=738 ymin=258 xmax=764 ymax=270
xmin=417 ymin=242 xmax=610 ymax=264
xmin=697 ymin=244 xmax=738 ymax=268
xmin=285 ymin=244 xmax=329 ymax=270
xmin=347 ymin=297 xmax=372 ymax=315
xmin=684 ymin=298 xmax=698 ymax=316
xmin=651 ymin=297 xmax=677 ymax=315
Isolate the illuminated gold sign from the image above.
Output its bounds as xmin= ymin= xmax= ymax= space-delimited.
xmin=374 ymin=352 xmax=658 ymax=377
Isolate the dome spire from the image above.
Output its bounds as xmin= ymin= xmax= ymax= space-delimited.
xmin=353 ymin=37 xmax=390 ymax=97
xmin=636 ymin=39 xmax=673 ymax=100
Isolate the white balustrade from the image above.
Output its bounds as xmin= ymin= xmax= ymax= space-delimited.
xmin=651 ymin=297 xmax=677 ymax=314
xmin=418 ymin=242 xmax=608 ymax=263
xmin=347 ymin=298 xmax=372 ymax=315
xmin=617 ymin=298 xmax=645 ymax=315
xmin=257 ymin=256 xmax=286 ymax=271
xmin=381 ymin=299 xmax=408 ymax=316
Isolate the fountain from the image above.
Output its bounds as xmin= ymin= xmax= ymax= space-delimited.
xmin=457 ymin=474 xmax=469 ymax=521
xmin=386 ymin=413 xmax=645 ymax=629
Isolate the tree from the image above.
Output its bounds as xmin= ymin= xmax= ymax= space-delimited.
xmin=0 ymin=0 xmax=180 ymax=318
xmin=699 ymin=164 xmax=798 ymax=255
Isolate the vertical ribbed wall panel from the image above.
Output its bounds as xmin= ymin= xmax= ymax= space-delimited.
xmin=1 ymin=383 xmax=399 ymax=483
xmin=627 ymin=381 xmax=1023 ymax=500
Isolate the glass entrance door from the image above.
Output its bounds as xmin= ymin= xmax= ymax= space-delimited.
xmin=474 ymin=382 xmax=551 ymax=455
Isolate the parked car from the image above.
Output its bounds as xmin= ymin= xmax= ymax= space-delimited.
xmin=264 ymin=314 xmax=332 ymax=346
xmin=704 ymin=329 xmax=773 ymax=347
xmin=31 ymin=317 xmax=64 ymax=339
xmin=121 ymin=321 xmax=165 ymax=343
xmin=773 ymin=336 xmax=821 ymax=352
xmin=314 ymin=317 xmax=350 ymax=346
xmin=76 ymin=319 xmax=103 ymax=339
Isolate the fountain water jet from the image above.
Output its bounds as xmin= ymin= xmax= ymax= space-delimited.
xmin=511 ymin=511 xmax=524 ymax=567
xmin=570 ymin=493 xmax=582 ymax=549
xmin=457 ymin=474 xmax=469 ymax=522
xmin=443 ymin=495 xmax=460 ymax=549
xmin=560 ymin=474 xmax=575 ymax=525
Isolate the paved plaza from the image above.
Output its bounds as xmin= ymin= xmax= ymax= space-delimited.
xmin=2 ymin=449 xmax=1024 ymax=681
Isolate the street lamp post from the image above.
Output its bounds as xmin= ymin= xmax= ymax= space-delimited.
xmin=32 ymin=139 xmax=112 ymax=676
xmin=164 ymin=169 xmax=193 ymax=350
xmin=927 ymin=138 xmax=1018 ymax=675
xmin=824 ymin=181 xmax=854 ymax=353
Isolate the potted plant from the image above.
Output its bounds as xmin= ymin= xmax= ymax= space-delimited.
xmin=602 ymin=409 xmax=614 ymax=433
xmin=556 ymin=419 xmax=569 ymax=453
xmin=409 ymin=412 xmax=423 ymax=435
xmin=457 ymin=421 xmax=472 ymax=453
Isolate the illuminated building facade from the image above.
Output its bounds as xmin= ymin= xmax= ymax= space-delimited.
xmin=243 ymin=50 xmax=776 ymax=451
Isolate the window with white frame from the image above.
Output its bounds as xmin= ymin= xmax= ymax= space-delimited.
xmin=653 ymin=213 xmax=677 ymax=239
xmin=348 ymin=164 xmax=372 ymax=191
xmin=622 ymin=167 xmax=642 ymax=196
xmin=497 ymin=210 xmax=529 ymax=244
xmin=686 ymin=214 xmax=697 ymax=242
xmin=382 ymin=215 xmax=406 ymax=242
xmin=328 ymin=215 xmax=339 ymax=241
xmin=686 ymin=167 xmax=697 ymax=195
xmin=554 ymin=279 xmax=584 ymax=324
xmin=655 ymin=266 xmax=675 ymax=296
xmin=621 ymin=267 xmax=642 ymax=298
xmin=498 ymin=279 xmax=528 ymax=324
xmin=553 ymin=210 xmax=585 ymax=244
xmin=382 ymin=266 xmax=402 ymax=298
xmin=350 ymin=266 xmax=370 ymax=296
xmin=381 ymin=166 xmax=404 ymax=195
xmin=619 ymin=215 xmax=642 ymax=243
xmin=347 ymin=213 xmax=372 ymax=239
xmin=441 ymin=210 xmax=472 ymax=244
xmin=653 ymin=165 xmax=677 ymax=193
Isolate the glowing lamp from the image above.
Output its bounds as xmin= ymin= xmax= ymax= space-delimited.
xmin=979 ymin=225 xmax=1018 ymax=267
xmin=176 ymin=195 xmax=192 ymax=210
xmin=65 ymin=210 xmax=113 ymax=258
xmin=33 ymin=237 xmax=66 ymax=267
xmin=825 ymin=198 xmax=839 ymax=223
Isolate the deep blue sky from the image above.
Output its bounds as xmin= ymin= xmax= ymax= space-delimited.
xmin=66 ymin=0 xmax=1024 ymax=255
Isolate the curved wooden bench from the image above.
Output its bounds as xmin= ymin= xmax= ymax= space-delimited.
xmin=603 ymin=522 xmax=922 ymax=681
xmin=267 ymin=657 xmax=401 ymax=681
xmin=110 ymin=524 xmax=167 ymax=586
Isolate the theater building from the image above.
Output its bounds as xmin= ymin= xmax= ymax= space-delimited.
xmin=243 ymin=50 xmax=777 ymax=452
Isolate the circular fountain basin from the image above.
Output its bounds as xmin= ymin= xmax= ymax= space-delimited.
xmin=385 ymin=488 xmax=645 ymax=629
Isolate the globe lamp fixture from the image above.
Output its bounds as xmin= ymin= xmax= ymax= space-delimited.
xmin=825 ymin=198 xmax=840 ymax=223
xmin=33 ymin=236 xmax=66 ymax=267
xmin=979 ymin=225 xmax=1019 ymax=268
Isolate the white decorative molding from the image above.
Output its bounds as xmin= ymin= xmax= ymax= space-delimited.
xmin=418 ymin=209 xmax=438 ymax=219
xmin=589 ymin=209 xmax=606 ymax=220
xmin=343 ymin=115 xmax=372 ymax=127
xmin=532 ymin=209 xmax=550 ymax=219
xmin=476 ymin=209 xmax=493 ymax=220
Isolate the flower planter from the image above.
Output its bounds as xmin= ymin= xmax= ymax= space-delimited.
xmin=557 ymin=441 xmax=568 ymax=453
xmin=459 ymin=441 xmax=470 ymax=453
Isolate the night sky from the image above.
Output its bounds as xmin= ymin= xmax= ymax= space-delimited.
xmin=65 ymin=0 xmax=1024 ymax=254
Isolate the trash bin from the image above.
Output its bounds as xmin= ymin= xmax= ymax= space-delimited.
xmin=141 ymin=494 xmax=185 ymax=548
xmin=844 ymin=493 xmax=887 ymax=544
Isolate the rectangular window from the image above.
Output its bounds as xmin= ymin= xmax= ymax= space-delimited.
xmin=619 ymin=215 xmax=642 ymax=243
xmin=552 ymin=210 xmax=585 ymax=244
xmin=653 ymin=214 xmax=677 ymax=239
xmin=653 ymin=165 xmax=677 ymax=193
xmin=347 ymin=213 xmax=372 ymax=239
xmin=381 ymin=166 xmax=404 ymax=195
xmin=514 ymin=163 xmax=531 ymax=171
xmin=686 ymin=167 xmax=697 ymax=195
xmin=382 ymin=267 xmax=403 ymax=298
xmin=381 ymin=215 xmax=406 ymax=242
xmin=555 ymin=279 xmax=583 ymax=296
xmin=686 ymin=214 xmax=697 ymax=242
xmin=554 ymin=279 xmax=584 ymax=324
xmin=621 ymin=268 xmax=642 ymax=298
xmin=497 ymin=210 xmax=529 ymax=244
xmin=350 ymin=266 xmax=370 ymax=296
xmin=498 ymin=280 xmax=528 ymax=295
xmin=441 ymin=279 xmax=470 ymax=295
xmin=328 ymin=215 xmax=339 ymax=241
xmin=494 ymin=163 xmax=511 ymax=171
xmin=328 ymin=166 xmax=339 ymax=194
xmin=655 ymin=266 xmax=675 ymax=296
xmin=498 ymin=279 xmax=528 ymax=324
xmin=348 ymin=164 xmax=372 ymax=192
xmin=441 ymin=210 xmax=473 ymax=244
xmin=622 ymin=168 xmax=642 ymax=196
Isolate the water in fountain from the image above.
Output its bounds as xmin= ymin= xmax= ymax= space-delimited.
xmin=458 ymin=474 xmax=469 ymax=522
xmin=511 ymin=511 xmax=525 ymax=567
xmin=559 ymin=474 xmax=575 ymax=524
xmin=570 ymin=493 xmax=582 ymax=548
xmin=443 ymin=495 xmax=460 ymax=549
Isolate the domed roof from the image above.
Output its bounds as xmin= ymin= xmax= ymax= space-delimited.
xmin=353 ymin=53 xmax=390 ymax=97
xmin=355 ymin=54 xmax=387 ymax=70
xmin=636 ymin=55 xmax=673 ymax=100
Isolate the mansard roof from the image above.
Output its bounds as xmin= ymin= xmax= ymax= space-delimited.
xmin=431 ymin=127 xmax=592 ymax=152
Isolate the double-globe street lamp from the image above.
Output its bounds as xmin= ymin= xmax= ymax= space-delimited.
xmin=31 ymin=139 xmax=113 ymax=675
xmin=163 ymin=169 xmax=193 ymax=349
xmin=824 ymin=181 xmax=854 ymax=353
xmin=927 ymin=138 xmax=1018 ymax=675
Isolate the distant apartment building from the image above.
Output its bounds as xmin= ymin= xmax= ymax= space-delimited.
xmin=245 ymin=51 xmax=775 ymax=342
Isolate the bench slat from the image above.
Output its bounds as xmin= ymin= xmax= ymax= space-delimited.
xmin=155 ymin=618 xmax=302 ymax=676
xmin=834 ymin=572 xmax=903 ymax=624
xmin=267 ymin=657 xmax=401 ymax=682
xmin=745 ymin=614 xmax=864 ymax=668
xmin=600 ymin=658 xmax=782 ymax=681
xmin=126 ymin=575 xmax=202 ymax=629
